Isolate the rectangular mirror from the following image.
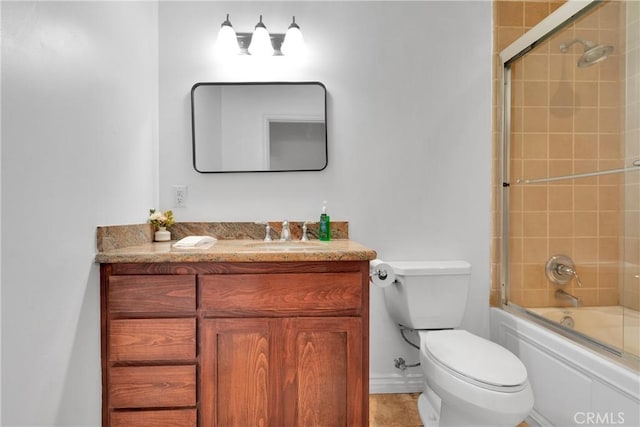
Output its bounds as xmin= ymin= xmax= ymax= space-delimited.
xmin=191 ymin=82 xmax=327 ymax=173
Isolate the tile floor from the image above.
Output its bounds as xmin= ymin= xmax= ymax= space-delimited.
xmin=369 ymin=393 xmax=423 ymax=427
xmin=369 ymin=393 xmax=529 ymax=427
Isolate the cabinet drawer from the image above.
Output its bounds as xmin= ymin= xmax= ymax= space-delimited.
xmin=110 ymin=409 xmax=196 ymax=427
xmin=109 ymin=275 xmax=195 ymax=314
xmin=109 ymin=318 xmax=196 ymax=362
xmin=109 ymin=365 xmax=196 ymax=409
xmin=200 ymin=272 xmax=362 ymax=316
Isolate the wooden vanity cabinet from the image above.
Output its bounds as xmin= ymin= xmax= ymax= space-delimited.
xmin=100 ymin=269 xmax=198 ymax=426
xmin=100 ymin=261 xmax=370 ymax=427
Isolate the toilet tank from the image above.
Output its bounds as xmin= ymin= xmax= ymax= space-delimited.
xmin=382 ymin=261 xmax=472 ymax=329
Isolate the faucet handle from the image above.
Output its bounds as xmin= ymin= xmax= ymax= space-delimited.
xmin=301 ymin=222 xmax=309 ymax=241
xmin=255 ymin=222 xmax=272 ymax=241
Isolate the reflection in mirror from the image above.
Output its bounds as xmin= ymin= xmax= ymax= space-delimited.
xmin=191 ymin=82 xmax=327 ymax=173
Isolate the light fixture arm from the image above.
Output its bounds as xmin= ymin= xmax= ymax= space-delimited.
xmin=255 ymin=15 xmax=267 ymax=30
xmin=221 ymin=13 xmax=233 ymax=28
xmin=288 ymin=16 xmax=300 ymax=30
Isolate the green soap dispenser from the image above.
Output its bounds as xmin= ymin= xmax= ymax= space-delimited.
xmin=319 ymin=200 xmax=331 ymax=241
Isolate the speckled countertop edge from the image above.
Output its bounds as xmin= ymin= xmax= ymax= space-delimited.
xmin=95 ymin=222 xmax=376 ymax=263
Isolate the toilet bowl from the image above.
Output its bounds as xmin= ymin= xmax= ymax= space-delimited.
xmin=379 ymin=260 xmax=533 ymax=427
xmin=419 ymin=330 xmax=533 ymax=427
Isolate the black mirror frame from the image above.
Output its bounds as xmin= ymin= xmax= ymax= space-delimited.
xmin=190 ymin=81 xmax=328 ymax=173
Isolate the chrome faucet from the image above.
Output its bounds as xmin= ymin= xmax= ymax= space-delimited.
xmin=255 ymin=222 xmax=272 ymax=241
xmin=555 ymin=289 xmax=582 ymax=307
xmin=280 ymin=221 xmax=291 ymax=241
xmin=300 ymin=222 xmax=309 ymax=241
xmin=264 ymin=224 xmax=272 ymax=241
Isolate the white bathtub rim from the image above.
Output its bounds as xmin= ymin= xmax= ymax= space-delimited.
xmin=491 ymin=306 xmax=640 ymax=402
xmin=501 ymin=304 xmax=639 ymax=371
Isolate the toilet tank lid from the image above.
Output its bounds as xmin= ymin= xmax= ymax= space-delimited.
xmin=387 ymin=260 xmax=471 ymax=276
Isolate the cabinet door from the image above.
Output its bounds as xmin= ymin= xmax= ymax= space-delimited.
xmin=200 ymin=317 xmax=363 ymax=427
xmin=201 ymin=318 xmax=275 ymax=427
xmin=282 ymin=317 xmax=363 ymax=427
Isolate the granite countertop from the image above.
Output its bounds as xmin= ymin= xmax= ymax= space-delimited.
xmin=95 ymin=238 xmax=376 ymax=263
xmin=95 ymin=222 xmax=376 ymax=263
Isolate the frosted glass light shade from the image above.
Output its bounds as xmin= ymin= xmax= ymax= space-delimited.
xmin=216 ymin=24 xmax=240 ymax=56
xmin=248 ymin=26 xmax=274 ymax=57
xmin=281 ymin=25 xmax=305 ymax=56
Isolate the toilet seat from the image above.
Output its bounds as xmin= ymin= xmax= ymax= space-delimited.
xmin=422 ymin=330 xmax=528 ymax=392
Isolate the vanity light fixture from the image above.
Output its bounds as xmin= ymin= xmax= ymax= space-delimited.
xmin=215 ymin=14 xmax=240 ymax=56
xmin=216 ymin=14 xmax=305 ymax=57
xmin=281 ymin=17 xmax=305 ymax=57
xmin=248 ymin=15 xmax=274 ymax=57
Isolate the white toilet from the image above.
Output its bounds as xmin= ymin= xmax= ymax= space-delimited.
xmin=381 ymin=261 xmax=533 ymax=427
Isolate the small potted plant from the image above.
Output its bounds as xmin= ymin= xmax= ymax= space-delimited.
xmin=149 ymin=209 xmax=175 ymax=241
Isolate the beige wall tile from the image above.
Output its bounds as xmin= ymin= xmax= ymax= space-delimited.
xmin=549 ymin=133 xmax=573 ymax=158
xmin=524 ymin=54 xmax=550 ymax=80
xmin=549 ymin=107 xmax=573 ymax=132
xmin=575 ymin=133 xmax=598 ymax=159
xmin=549 ymin=237 xmax=573 ymax=254
xmin=573 ymin=237 xmax=598 ymax=261
xmin=599 ymin=81 xmax=620 ymax=107
xmin=574 ymin=186 xmax=598 ymax=210
xmin=549 ymin=211 xmax=573 ymax=236
xmin=524 ymin=186 xmax=548 ymax=210
xmin=524 ymin=212 xmax=548 ymax=236
xmin=575 ymin=81 xmax=599 ymax=107
xmin=599 ymin=237 xmax=619 ymax=261
xmin=599 ymin=107 xmax=620 ymax=133
xmin=524 ymin=2 xmax=549 ymax=28
xmin=549 ymin=186 xmax=573 ymax=210
xmin=599 ymin=134 xmax=621 ymax=159
xmin=599 ymin=211 xmax=620 ymax=236
xmin=574 ymin=107 xmax=598 ymax=132
xmin=497 ymin=1 xmax=524 ymax=27
xmin=523 ymin=132 xmax=548 ymax=158
xmin=524 ymin=107 xmax=549 ymax=132
xmin=524 ymin=81 xmax=550 ymax=106
xmin=574 ymin=211 xmax=598 ymax=236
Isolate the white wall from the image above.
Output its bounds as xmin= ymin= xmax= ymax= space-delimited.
xmin=1 ymin=2 xmax=158 ymax=425
xmin=1 ymin=1 xmax=492 ymax=424
xmin=159 ymin=1 xmax=493 ymax=391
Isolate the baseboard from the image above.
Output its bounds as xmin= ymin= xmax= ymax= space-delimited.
xmin=369 ymin=373 xmax=425 ymax=394
xmin=527 ymin=409 xmax=553 ymax=427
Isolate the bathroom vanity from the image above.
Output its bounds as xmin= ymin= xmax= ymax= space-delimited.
xmin=96 ymin=224 xmax=375 ymax=426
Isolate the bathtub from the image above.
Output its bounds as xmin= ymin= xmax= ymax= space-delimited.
xmin=491 ymin=307 xmax=640 ymax=427
xmin=528 ymin=306 xmax=639 ymax=358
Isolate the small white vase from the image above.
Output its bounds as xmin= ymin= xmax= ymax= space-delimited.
xmin=155 ymin=226 xmax=171 ymax=242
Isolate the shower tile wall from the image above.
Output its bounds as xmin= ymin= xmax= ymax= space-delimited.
xmin=492 ymin=1 xmax=633 ymax=308
xmin=492 ymin=0 xmax=566 ymax=307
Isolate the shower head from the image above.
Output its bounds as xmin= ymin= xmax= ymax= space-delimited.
xmin=559 ymin=38 xmax=614 ymax=68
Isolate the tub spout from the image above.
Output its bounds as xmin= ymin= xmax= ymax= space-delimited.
xmin=555 ymin=289 xmax=582 ymax=307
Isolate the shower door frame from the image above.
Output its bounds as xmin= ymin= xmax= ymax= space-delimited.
xmin=499 ymin=0 xmax=602 ymax=307
xmin=498 ymin=0 xmax=640 ymax=370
